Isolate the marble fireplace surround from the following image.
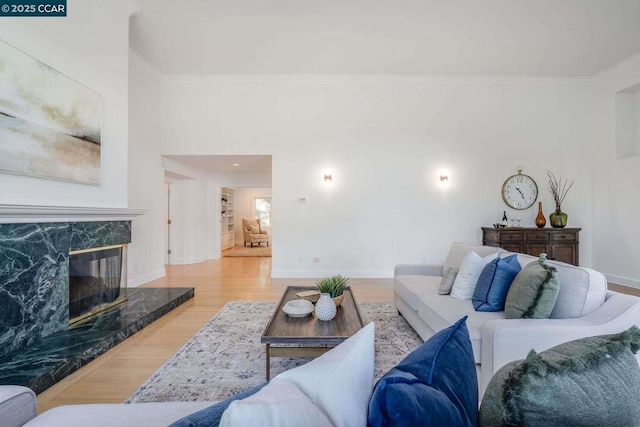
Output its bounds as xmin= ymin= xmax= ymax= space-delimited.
xmin=0 ymin=205 xmax=146 ymax=360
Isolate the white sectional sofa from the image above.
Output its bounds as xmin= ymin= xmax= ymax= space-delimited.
xmin=394 ymin=242 xmax=640 ymax=396
xmin=0 ymin=385 xmax=213 ymax=427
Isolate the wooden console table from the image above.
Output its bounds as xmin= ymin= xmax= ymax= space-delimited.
xmin=482 ymin=227 xmax=580 ymax=266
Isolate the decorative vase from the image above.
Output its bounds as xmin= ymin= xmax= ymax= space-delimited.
xmin=315 ymin=293 xmax=337 ymax=321
xmin=549 ymin=207 xmax=568 ymax=228
xmin=535 ymin=202 xmax=546 ymax=228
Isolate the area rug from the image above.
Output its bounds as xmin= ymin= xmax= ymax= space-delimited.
xmin=222 ymin=246 xmax=271 ymax=257
xmin=126 ymin=301 xmax=421 ymax=403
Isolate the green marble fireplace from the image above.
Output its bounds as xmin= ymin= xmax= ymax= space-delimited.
xmin=0 ymin=221 xmax=131 ymax=358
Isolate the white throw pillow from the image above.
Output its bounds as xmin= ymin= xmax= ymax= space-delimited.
xmin=438 ymin=267 xmax=458 ymax=295
xmin=220 ymin=322 xmax=376 ymax=427
xmin=450 ymin=251 xmax=498 ymax=300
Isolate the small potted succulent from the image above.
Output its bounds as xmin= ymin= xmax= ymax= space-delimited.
xmin=316 ymin=275 xmax=349 ymax=307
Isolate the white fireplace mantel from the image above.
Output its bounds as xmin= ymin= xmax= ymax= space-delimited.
xmin=0 ymin=204 xmax=147 ymax=224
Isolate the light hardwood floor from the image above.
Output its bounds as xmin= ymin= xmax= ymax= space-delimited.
xmin=36 ymin=256 xmax=394 ymax=413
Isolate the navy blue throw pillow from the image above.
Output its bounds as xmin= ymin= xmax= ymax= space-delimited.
xmin=473 ymin=254 xmax=521 ymax=312
xmin=169 ymin=382 xmax=267 ymax=427
xmin=368 ymin=317 xmax=478 ymax=427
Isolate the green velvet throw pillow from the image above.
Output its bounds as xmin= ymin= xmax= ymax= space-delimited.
xmin=504 ymin=255 xmax=559 ymax=319
xmin=479 ymin=326 xmax=640 ymax=427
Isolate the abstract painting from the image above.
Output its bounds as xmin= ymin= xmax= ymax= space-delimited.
xmin=0 ymin=39 xmax=101 ymax=185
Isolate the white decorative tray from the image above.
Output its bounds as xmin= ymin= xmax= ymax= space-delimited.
xmin=282 ymin=300 xmax=314 ymax=318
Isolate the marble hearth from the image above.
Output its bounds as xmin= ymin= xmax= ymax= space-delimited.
xmin=0 ymin=287 xmax=194 ymax=394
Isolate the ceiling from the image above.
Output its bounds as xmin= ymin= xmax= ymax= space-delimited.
xmin=164 ymin=155 xmax=272 ymax=173
xmin=129 ymin=0 xmax=640 ymax=77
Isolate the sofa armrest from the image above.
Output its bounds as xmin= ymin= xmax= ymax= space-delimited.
xmin=394 ymin=264 xmax=443 ymax=277
xmin=0 ymin=386 xmax=37 ymax=427
xmin=480 ymin=293 xmax=640 ymax=396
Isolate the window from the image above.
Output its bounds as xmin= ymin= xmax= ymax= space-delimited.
xmin=254 ymin=197 xmax=271 ymax=227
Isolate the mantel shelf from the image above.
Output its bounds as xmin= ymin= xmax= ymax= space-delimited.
xmin=0 ymin=204 xmax=147 ymax=224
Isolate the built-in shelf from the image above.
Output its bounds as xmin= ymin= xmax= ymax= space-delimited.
xmin=221 ymin=188 xmax=235 ymax=250
xmin=0 ymin=204 xmax=147 ymax=224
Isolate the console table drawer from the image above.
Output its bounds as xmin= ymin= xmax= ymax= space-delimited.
xmin=500 ymin=233 xmax=524 ymax=242
xmin=551 ymin=233 xmax=577 ymax=242
xmin=525 ymin=232 xmax=549 ymax=242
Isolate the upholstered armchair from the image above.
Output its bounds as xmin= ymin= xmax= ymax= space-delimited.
xmin=242 ymin=219 xmax=269 ymax=247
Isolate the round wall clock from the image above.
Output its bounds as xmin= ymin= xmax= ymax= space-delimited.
xmin=501 ymin=167 xmax=538 ymax=210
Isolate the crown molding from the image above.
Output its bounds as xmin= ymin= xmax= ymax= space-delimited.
xmin=158 ymin=73 xmax=591 ymax=87
xmin=0 ymin=204 xmax=147 ymax=224
xmin=129 ymin=48 xmax=162 ymax=79
xmin=591 ymin=50 xmax=640 ymax=82
xmin=121 ymin=0 xmax=141 ymax=17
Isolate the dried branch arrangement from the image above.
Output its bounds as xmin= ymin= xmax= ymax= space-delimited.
xmin=547 ymin=170 xmax=574 ymax=210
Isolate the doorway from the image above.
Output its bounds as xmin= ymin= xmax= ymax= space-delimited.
xmin=161 ymin=155 xmax=272 ymax=268
xmin=221 ymin=186 xmax=272 ymax=257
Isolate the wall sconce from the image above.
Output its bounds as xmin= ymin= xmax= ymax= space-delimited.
xmin=437 ymin=168 xmax=451 ymax=187
xmin=324 ymin=174 xmax=332 ymax=182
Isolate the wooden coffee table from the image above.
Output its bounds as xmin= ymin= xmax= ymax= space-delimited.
xmin=261 ymin=286 xmax=365 ymax=380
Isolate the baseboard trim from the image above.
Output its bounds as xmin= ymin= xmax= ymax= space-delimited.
xmin=172 ymin=256 xmax=206 ymax=265
xmin=128 ymin=268 xmax=166 ymax=288
xmin=271 ymin=269 xmax=392 ymax=279
xmin=605 ymin=274 xmax=640 ymax=289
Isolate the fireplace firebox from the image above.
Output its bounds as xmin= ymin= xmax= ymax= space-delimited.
xmin=68 ymin=244 xmax=127 ymax=324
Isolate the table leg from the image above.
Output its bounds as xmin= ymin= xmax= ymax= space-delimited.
xmin=265 ymin=343 xmax=270 ymax=381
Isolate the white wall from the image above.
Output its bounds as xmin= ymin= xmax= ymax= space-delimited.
xmin=127 ymin=52 xmax=165 ymax=286
xmin=157 ymin=76 xmax=593 ymax=278
xmin=235 ymin=187 xmax=273 ymax=245
xmin=0 ymin=0 xmax=130 ymax=207
xmin=636 ymin=91 xmax=640 ymax=155
xmin=637 ymin=91 xmax=640 ymax=152
xmin=590 ymin=55 xmax=640 ymax=288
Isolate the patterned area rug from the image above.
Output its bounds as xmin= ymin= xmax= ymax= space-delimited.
xmin=222 ymin=246 xmax=271 ymax=257
xmin=126 ymin=301 xmax=421 ymax=403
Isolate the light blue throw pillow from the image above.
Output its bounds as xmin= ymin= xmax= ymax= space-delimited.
xmin=472 ymin=254 xmax=521 ymax=312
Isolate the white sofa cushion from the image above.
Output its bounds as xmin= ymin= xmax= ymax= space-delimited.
xmin=438 ymin=267 xmax=458 ymax=295
xmin=508 ymin=253 xmax=607 ymax=319
xmin=222 ymin=323 xmax=375 ymax=427
xmin=550 ymin=261 xmax=607 ymax=318
xmin=395 ymin=275 xmax=441 ymax=311
xmin=443 ymin=242 xmax=504 ymax=273
xmin=0 ymin=386 xmax=36 ymax=427
xmin=418 ymin=294 xmax=504 ymax=362
xmin=25 ymin=402 xmax=213 ymax=427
